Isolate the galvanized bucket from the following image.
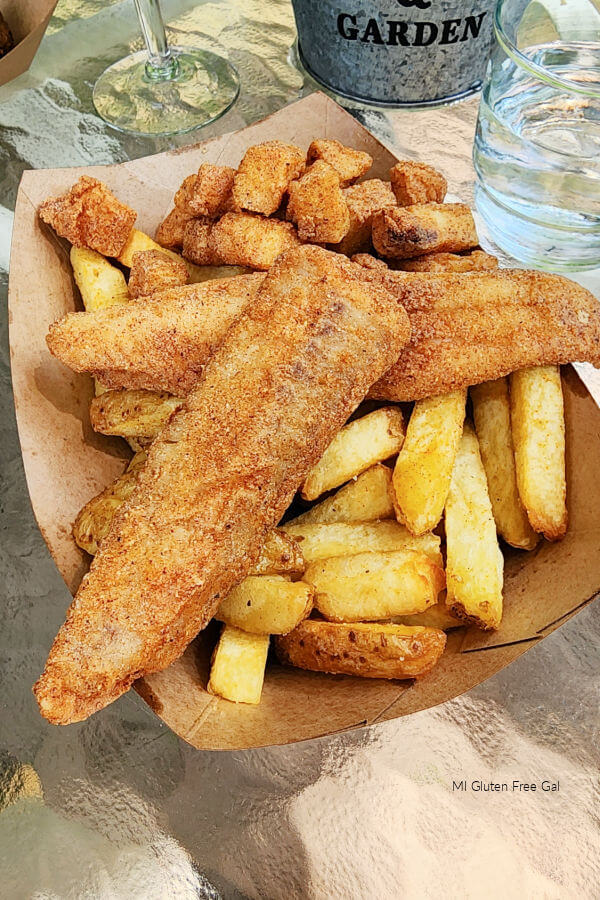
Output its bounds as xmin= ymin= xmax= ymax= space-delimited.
xmin=291 ymin=0 xmax=496 ymax=106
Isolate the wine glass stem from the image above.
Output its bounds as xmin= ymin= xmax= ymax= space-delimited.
xmin=133 ymin=0 xmax=178 ymax=79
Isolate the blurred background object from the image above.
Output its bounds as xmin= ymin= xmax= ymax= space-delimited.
xmin=92 ymin=0 xmax=239 ymax=135
xmin=474 ymin=0 xmax=600 ymax=271
xmin=290 ymin=0 xmax=496 ymax=107
xmin=0 ymin=1 xmax=57 ymax=85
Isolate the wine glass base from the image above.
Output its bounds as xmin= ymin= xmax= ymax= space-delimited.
xmin=93 ymin=47 xmax=240 ymax=136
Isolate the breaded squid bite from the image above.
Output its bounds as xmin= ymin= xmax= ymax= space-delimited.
xmin=174 ymin=164 xmax=236 ymax=218
xmin=394 ymin=249 xmax=498 ymax=273
xmin=211 ymin=211 xmax=301 ymax=269
xmin=287 ymin=161 xmax=350 ymax=243
xmin=372 ymin=203 xmax=478 ymax=259
xmin=155 ymin=206 xmax=190 ymax=250
xmin=307 ymin=139 xmax=372 ymax=186
xmin=335 ymin=179 xmax=397 ymax=255
xmin=39 ymin=176 xmax=136 ymax=257
xmin=390 ymin=161 xmax=447 ymax=205
xmin=182 ymin=219 xmax=223 ymax=266
xmin=128 ymin=249 xmax=189 ymax=298
xmin=233 ymin=140 xmax=306 ymax=216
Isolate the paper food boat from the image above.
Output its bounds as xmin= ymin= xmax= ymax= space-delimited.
xmin=0 ymin=1 xmax=57 ymax=87
xmin=9 ymin=93 xmax=600 ymax=749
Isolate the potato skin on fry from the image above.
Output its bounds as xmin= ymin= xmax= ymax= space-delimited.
xmin=510 ymin=366 xmax=567 ymax=541
xmin=287 ymin=161 xmax=350 ymax=244
xmin=275 ymin=620 xmax=446 ymax=680
xmin=390 ymin=161 xmax=447 ymax=205
xmin=307 ymin=139 xmax=372 ymax=186
xmin=233 ymin=140 xmax=305 ymax=216
xmin=89 ymin=389 xmax=183 ymax=439
xmin=252 ymin=530 xmax=305 ymax=575
xmin=372 ymin=203 xmax=478 ymax=259
xmin=39 ymin=176 xmax=136 ymax=257
xmin=211 ymin=212 xmax=301 ymax=270
xmin=128 ymin=250 xmax=189 ymax=299
xmin=73 ymin=452 xmax=147 ymax=555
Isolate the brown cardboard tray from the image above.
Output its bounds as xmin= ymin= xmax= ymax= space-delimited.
xmin=9 ymin=93 xmax=600 ymax=748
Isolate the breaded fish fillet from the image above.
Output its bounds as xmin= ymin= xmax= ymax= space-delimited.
xmin=47 ymin=274 xmax=265 ymax=395
xmin=365 ymin=268 xmax=600 ymax=401
xmin=34 ymin=245 xmax=410 ymax=724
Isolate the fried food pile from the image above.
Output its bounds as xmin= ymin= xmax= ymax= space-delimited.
xmin=34 ymin=137 xmax=600 ymax=722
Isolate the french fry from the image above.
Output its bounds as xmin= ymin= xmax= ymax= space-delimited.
xmin=284 ymin=521 xmax=442 ymax=565
xmin=70 ymin=247 xmax=129 ymax=311
xmin=215 ymin=576 xmax=313 ymax=634
xmin=117 ymin=227 xmax=244 ymax=283
xmin=389 ymin=161 xmax=447 ymax=205
xmin=89 ymin=390 xmax=183 ymax=439
xmin=275 ymin=620 xmax=446 ymax=679
xmin=444 ymin=424 xmax=504 ymax=630
xmin=303 ymin=549 xmax=445 ymax=622
xmin=72 ymin=451 xmax=147 ymax=555
xmin=301 ymin=407 xmax=405 ymax=501
xmin=390 ymin=600 xmax=462 ymax=631
xmin=253 ymin=530 xmax=305 ymax=575
xmin=510 ymin=366 xmax=567 ymax=541
xmin=208 ymin=626 xmax=270 ymax=704
xmin=392 ymin=390 xmax=466 ymax=535
xmin=372 ymin=203 xmax=478 ymax=259
xmin=471 ymin=378 xmax=539 ymax=549
xmin=287 ymin=464 xmax=394 ymax=525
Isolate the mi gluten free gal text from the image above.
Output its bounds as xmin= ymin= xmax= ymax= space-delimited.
xmin=453 ymin=780 xmax=560 ymax=792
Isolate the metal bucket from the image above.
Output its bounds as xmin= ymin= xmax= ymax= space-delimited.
xmin=291 ymin=0 xmax=496 ymax=107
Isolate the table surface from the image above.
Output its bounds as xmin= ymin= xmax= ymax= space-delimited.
xmin=0 ymin=2 xmax=598 ymax=897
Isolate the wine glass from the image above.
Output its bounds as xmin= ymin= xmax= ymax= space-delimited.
xmin=93 ymin=0 xmax=240 ymax=136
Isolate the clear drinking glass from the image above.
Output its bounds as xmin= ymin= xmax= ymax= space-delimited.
xmin=93 ymin=0 xmax=240 ymax=137
xmin=473 ymin=0 xmax=600 ymax=271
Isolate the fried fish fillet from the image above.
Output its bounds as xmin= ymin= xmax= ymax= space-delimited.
xmin=47 ymin=274 xmax=265 ymax=395
xmin=365 ymin=269 xmax=600 ymax=401
xmin=34 ymin=245 xmax=410 ymax=724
